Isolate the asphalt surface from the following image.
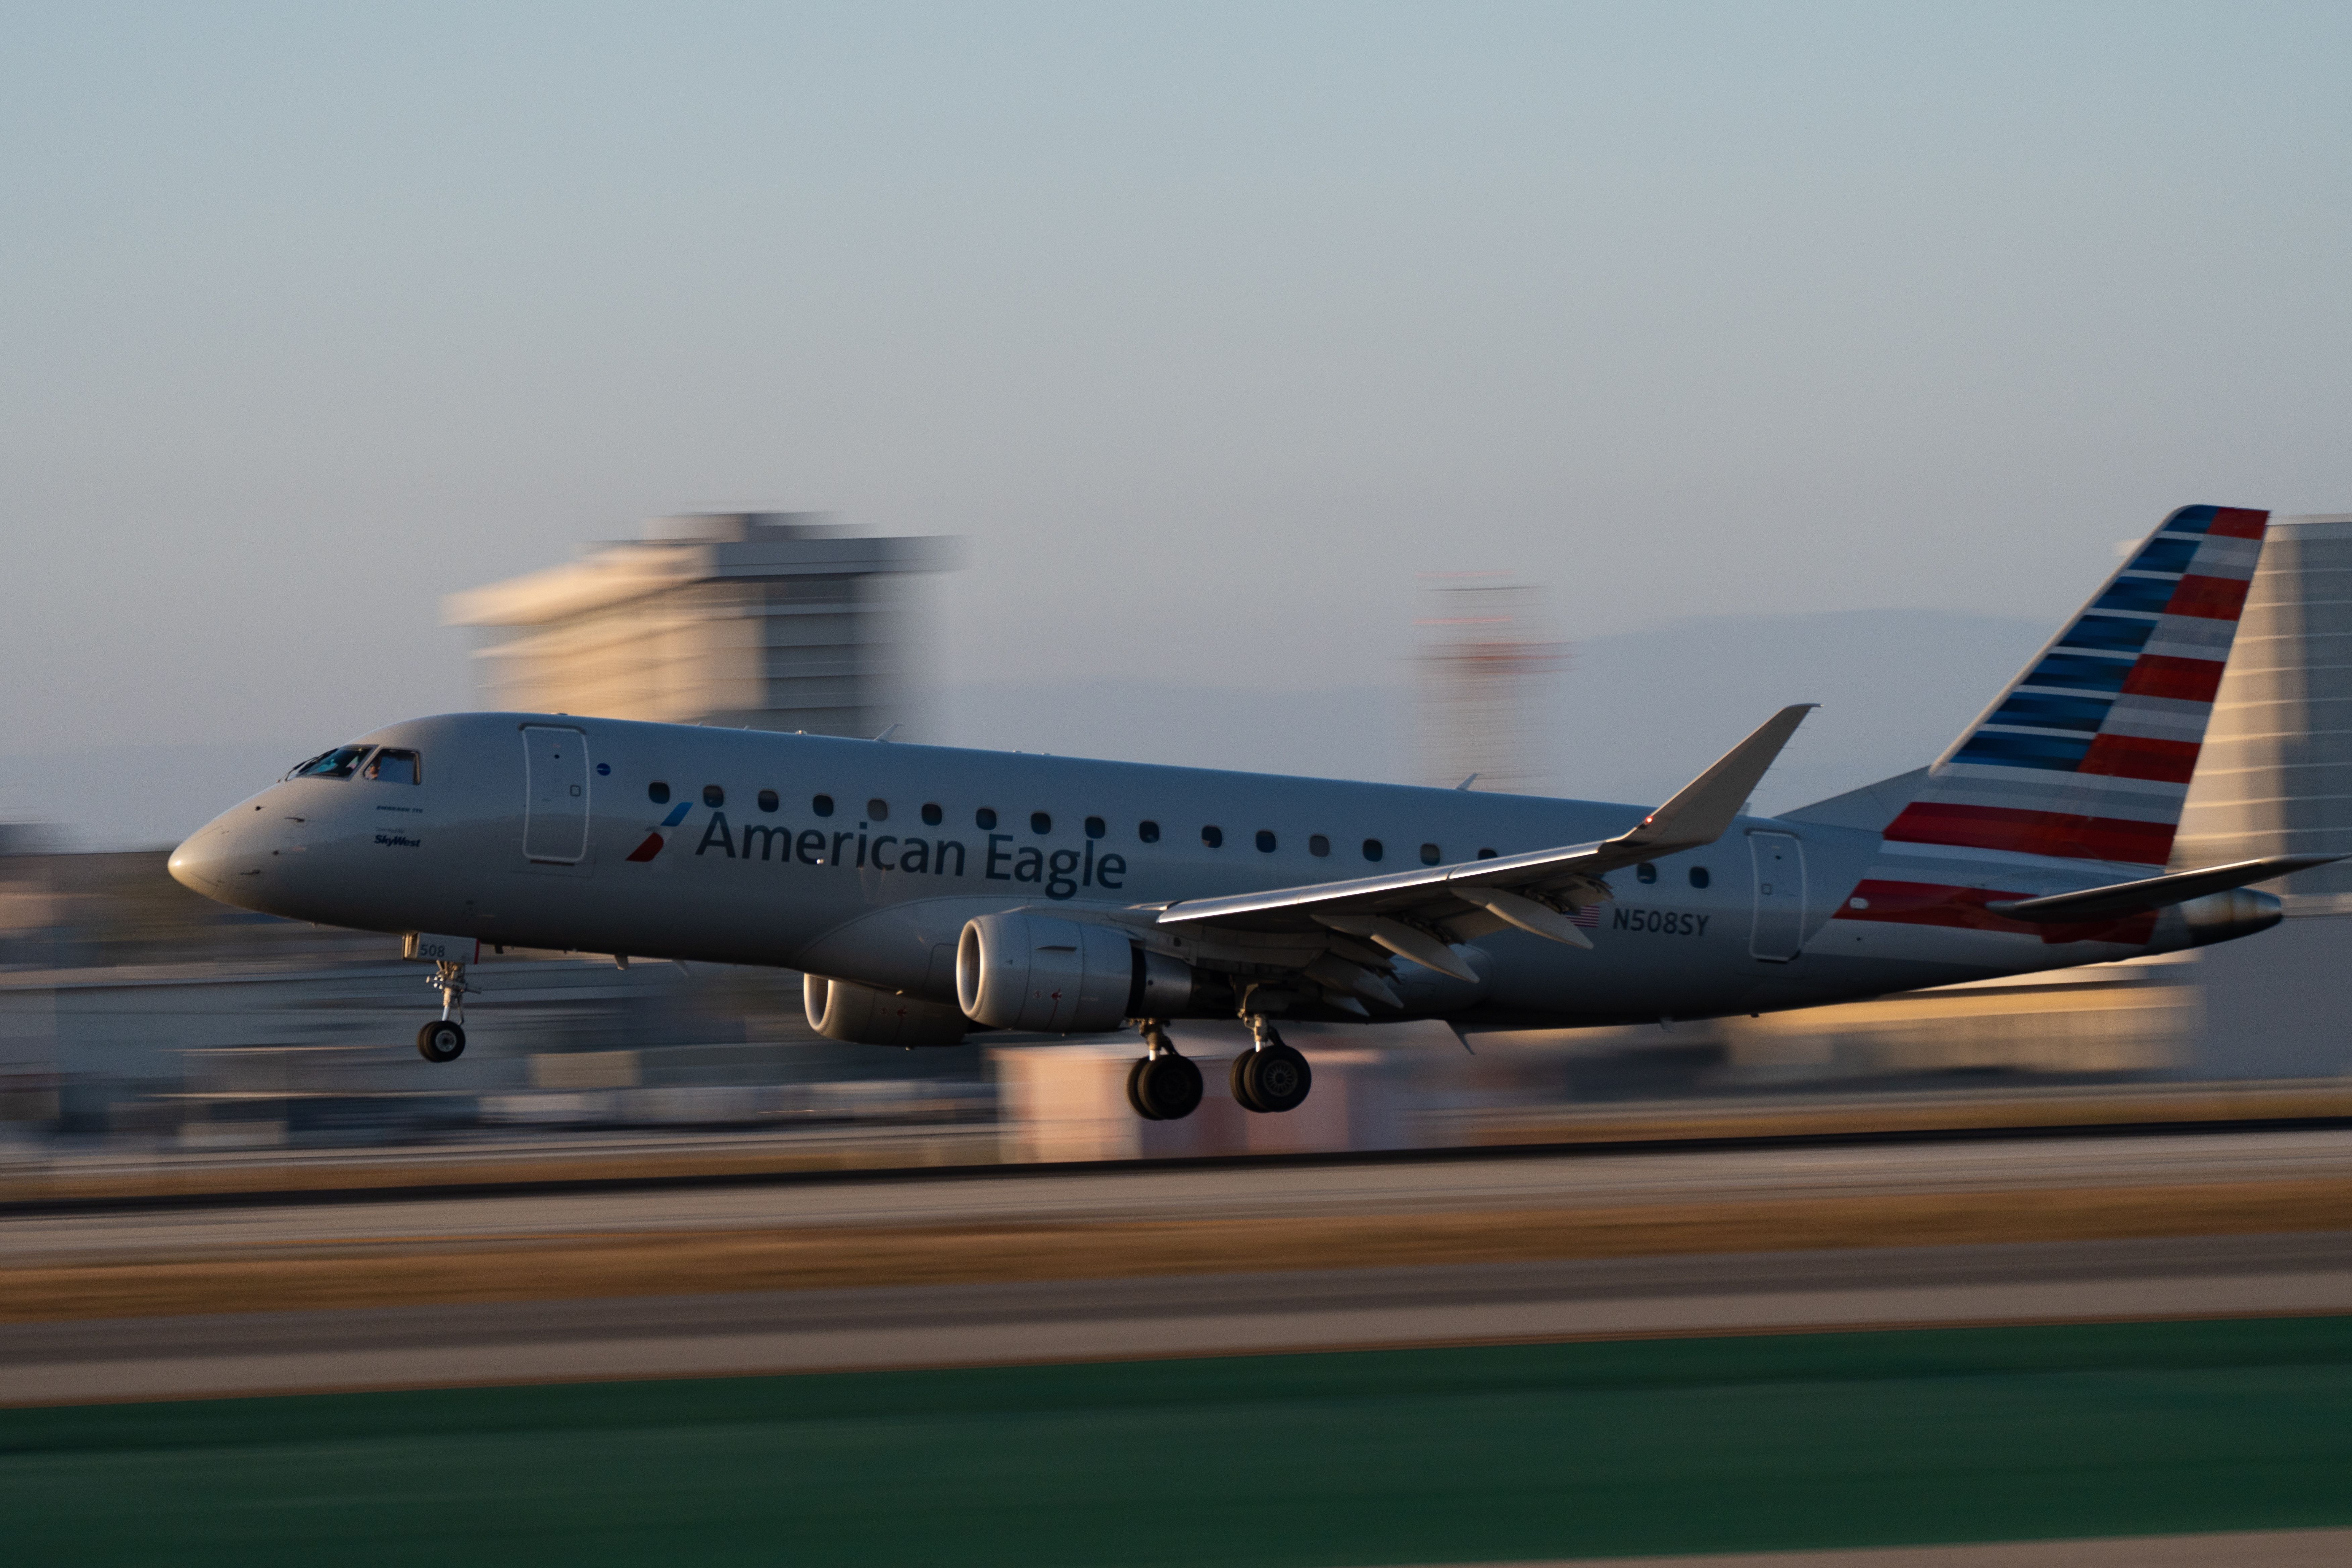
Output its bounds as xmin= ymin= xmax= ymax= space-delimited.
xmin=7 ymin=1125 xmax=2349 ymax=1268
xmin=7 ymin=1232 xmax=2349 ymax=1403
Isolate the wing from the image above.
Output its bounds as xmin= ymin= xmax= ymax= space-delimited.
xmin=1152 ymin=704 xmax=1814 ymax=991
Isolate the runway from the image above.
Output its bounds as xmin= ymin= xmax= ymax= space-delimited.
xmin=7 ymin=1233 xmax=2348 ymax=1404
xmin=7 ymin=1125 xmax=2349 ymax=1268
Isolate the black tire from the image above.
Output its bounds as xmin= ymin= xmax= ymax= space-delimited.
xmin=1246 ymin=1042 xmax=1311 ymax=1113
xmin=416 ymin=1020 xmax=467 ymax=1064
xmin=1228 ymin=1050 xmax=1265 ymax=1113
xmin=1137 ymin=1053 xmax=1203 ymax=1121
xmin=1126 ymin=1056 xmax=1162 ymax=1120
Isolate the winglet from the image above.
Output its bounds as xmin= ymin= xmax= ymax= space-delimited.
xmin=1613 ymin=704 xmax=1815 ymax=856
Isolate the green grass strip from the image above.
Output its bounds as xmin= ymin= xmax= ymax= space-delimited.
xmin=5 ymin=1317 xmax=2351 ymax=1566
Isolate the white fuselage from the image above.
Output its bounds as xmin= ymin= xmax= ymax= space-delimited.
xmin=166 ymin=712 xmax=2258 ymax=1033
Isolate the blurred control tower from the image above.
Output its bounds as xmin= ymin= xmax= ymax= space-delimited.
xmin=1412 ymin=573 xmax=1569 ymax=794
xmin=445 ymin=513 xmax=957 ymax=738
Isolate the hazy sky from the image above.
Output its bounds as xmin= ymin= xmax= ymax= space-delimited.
xmin=4 ymin=2 xmax=2348 ymax=758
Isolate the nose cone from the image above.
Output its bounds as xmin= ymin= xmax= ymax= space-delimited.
xmin=168 ymin=822 xmax=235 ymax=899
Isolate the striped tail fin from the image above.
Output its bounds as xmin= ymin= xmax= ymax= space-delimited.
xmin=1882 ymin=504 xmax=2268 ymax=870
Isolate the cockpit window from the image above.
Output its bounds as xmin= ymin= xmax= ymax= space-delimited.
xmin=285 ymin=746 xmax=371 ymax=781
xmin=364 ymin=748 xmax=421 ymax=785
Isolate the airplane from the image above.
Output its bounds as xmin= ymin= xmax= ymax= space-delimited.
xmin=169 ymin=504 xmax=2329 ymax=1121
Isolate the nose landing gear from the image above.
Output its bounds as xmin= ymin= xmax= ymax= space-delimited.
xmin=417 ymin=1018 xmax=466 ymax=1063
xmin=415 ymin=960 xmax=476 ymax=1063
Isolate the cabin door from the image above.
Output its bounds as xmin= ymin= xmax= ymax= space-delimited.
xmin=522 ymin=726 xmax=591 ymax=863
xmin=1747 ymin=831 xmax=1805 ymax=962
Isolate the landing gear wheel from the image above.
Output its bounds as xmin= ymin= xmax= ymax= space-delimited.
xmin=1126 ymin=1056 xmax=1162 ymax=1120
xmin=1135 ymin=1052 xmax=1203 ymax=1121
xmin=1228 ymin=1050 xmax=1266 ymax=1113
xmin=416 ymin=1019 xmax=467 ymax=1063
xmin=1242 ymin=1042 xmax=1311 ymax=1113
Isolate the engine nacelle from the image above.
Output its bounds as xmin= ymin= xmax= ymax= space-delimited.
xmin=804 ymin=974 xmax=970 ymax=1046
xmin=957 ymin=913 xmax=1136 ymax=1033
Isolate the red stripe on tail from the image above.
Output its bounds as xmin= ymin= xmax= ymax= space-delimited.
xmin=2079 ymin=733 xmax=2200 ymax=784
xmin=2122 ymin=655 xmax=2226 ymax=703
xmin=1882 ymin=802 xmax=2175 ymax=865
xmin=2165 ymin=574 xmax=2252 ymax=621
xmin=1838 ymin=879 xmax=2156 ymax=945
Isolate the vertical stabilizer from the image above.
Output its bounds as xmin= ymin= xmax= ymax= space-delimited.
xmin=1881 ymin=505 xmax=2267 ymax=869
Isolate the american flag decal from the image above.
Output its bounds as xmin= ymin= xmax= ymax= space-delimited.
xmin=1569 ymin=902 xmax=1601 ymax=930
xmin=1879 ymin=504 xmax=2265 ymax=869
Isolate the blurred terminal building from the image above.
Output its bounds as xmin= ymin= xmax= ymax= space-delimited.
xmin=0 ymin=512 xmax=977 ymax=1144
xmin=443 ymin=511 xmax=956 ymax=739
xmin=2 ymin=514 xmax=2350 ymax=1152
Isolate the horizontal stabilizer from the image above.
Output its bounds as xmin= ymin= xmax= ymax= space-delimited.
xmin=1986 ymin=854 xmax=2341 ymax=924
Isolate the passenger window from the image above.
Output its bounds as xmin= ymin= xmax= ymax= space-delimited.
xmin=1362 ymin=838 xmax=1384 ymax=862
xmin=363 ymin=748 xmax=421 ymax=784
xmin=922 ymin=803 xmax=943 ymax=826
xmin=703 ymin=784 xmax=725 ymax=807
xmin=1031 ymin=812 xmax=1052 ymax=835
xmin=1085 ymin=816 xmax=1105 ymax=839
xmin=1477 ymin=848 xmax=1497 ymax=860
xmin=868 ymin=798 xmax=889 ymax=821
xmin=757 ymin=789 xmax=779 ymax=813
xmin=1138 ymin=820 xmax=1161 ymax=843
xmin=285 ymin=746 xmax=370 ymax=781
xmin=976 ymin=807 xmax=998 ymax=830
xmin=1420 ymin=843 xmax=1441 ymax=865
xmin=1309 ymin=835 xmax=1330 ymax=857
xmin=1255 ymin=830 xmax=1277 ymax=852
xmin=813 ymin=794 xmax=835 ymax=818
xmin=649 ymin=781 xmax=671 ymax=805
xmin=1202 ymin=825 xmax=1224 ymax=848
xmin=1636 ymin=863 xmax=1657 ymax=884
xmin=1689 ymin=866 xmax=1711 ymax=889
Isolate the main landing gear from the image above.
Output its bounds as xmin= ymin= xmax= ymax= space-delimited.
xmin=416 ymin=959 xmax=475 ymax=1063
xmin=1229 ymin=1016 xmax=1312 ymax=1115
xmin=1123 ymin=1018 xmax=1313 ymax=1120
xmin=1126 ymin=1022 xmax=1204 ymax=1121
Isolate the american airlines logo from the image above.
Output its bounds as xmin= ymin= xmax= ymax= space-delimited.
xmin=625 ymin=800 xmax=695 ymax=862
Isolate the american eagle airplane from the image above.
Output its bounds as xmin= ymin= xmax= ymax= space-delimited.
xmin=170 ymin=505 xmax=2325 ymax=1120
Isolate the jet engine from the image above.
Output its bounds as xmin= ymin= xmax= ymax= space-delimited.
xmin=803 ymin=974 xmax=970 ymax=1047
xmin=957 ymin=913 xmax=1140 ymax=1032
